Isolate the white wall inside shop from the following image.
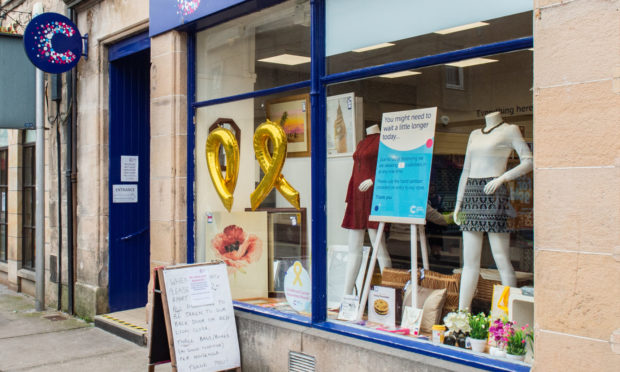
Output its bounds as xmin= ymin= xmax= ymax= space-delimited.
xmin=195 ymin=26 xmax=256 ymax=262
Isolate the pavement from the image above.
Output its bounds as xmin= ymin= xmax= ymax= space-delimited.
xmin=0 ymin=284 xmax=172 ymax=372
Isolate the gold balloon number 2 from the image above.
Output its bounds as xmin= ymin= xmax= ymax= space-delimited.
xmin=205 ymin=119 xmax=300 ymax=212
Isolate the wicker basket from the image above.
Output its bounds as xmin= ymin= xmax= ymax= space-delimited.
xmin=420 ymin=270 xmax=461 ymax=318
xmin=475 ymin=276 xmax=533 ymax=304
xmin=381 ymin=268 xmax=411 ymax=289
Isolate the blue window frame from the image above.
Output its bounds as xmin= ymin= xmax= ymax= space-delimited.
xmin=185 ymin=1 xmax=532 ymax=370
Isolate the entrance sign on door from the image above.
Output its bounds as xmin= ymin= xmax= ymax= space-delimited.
xmin=112 ymin=184 xmax=138 ymax=203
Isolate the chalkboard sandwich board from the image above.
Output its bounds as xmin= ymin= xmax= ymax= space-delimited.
xmin=148 ymin=262 xmax=241 ymax=372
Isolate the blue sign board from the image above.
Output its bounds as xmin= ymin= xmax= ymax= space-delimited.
xmin=23 ymin=12 xmax=82 ymax=74
xmin=369 ymin=107 xmax=437 ymax=224
xmin=0 ymin=35 xmax=35 ymax=129
xmin=150 ymin=0 xmax=247 ymax=37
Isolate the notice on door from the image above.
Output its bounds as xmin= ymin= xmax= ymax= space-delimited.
xmin=120 ymin=155 xmax=139 ymax=182
xmin=113 ymin=184 xmax=138 ymax=203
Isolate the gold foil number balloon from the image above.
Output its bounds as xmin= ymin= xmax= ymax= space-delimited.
xmin=251 ymin=120 xmax=300 ymax=210
xmin=205 ymin=128 xmax=239 ymax=211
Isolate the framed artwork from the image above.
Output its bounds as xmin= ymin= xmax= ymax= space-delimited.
xmin=266 ymin=94 xmax=311 ymax=157
xmin=247 ymin=207 xmax=308 ymax=297
xmin=326 ymin=92 xmax=357 ymax=157
xmin=326 ymin=244 xmax=370 ymax=309
xmin=204 ymin=211 xmax=269 ymax=300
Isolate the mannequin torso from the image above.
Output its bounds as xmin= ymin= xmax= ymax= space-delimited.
xmin=466 ymin=124 xmax=528 ymax=178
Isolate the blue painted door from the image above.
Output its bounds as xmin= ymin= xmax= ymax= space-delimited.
xmin=108 ymin=47 xmax=150 ymax=312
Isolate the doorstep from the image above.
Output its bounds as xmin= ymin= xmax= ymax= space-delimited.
xmin=94 ymin=307 xmax=148 ymax=346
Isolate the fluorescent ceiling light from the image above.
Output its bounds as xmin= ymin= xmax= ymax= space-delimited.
xmin=379 ymin=70 xmax=421 ymax=78
xmin=445 ymin=58 xmax=497 ymax=68
xmin=434 ymin=21 xmax=489 ymax=35
xmin=258 ymin=54 xmax=310 ymax=65
xmin=352 ymin=42 xmax=395 ymax=53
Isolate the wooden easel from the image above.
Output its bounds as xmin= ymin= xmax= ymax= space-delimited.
xmin=356 ymin=222 xmax=429 ymax=321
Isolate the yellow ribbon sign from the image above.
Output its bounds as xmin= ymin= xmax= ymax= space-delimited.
xmin=205 ymin=128 xmax=239 ymax=211
xmin=251 ymin=120 xmax=300 ymax=210
xmin=292 ymin=261 xmax=303 ymax=286
xmin=497 ymin=286 xmax=510 ymax=314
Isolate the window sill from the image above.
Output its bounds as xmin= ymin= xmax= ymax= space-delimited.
xmin=17 ymin=268 xmax=35 ymax=282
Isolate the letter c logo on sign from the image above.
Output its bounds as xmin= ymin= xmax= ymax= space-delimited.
xmin=24 ymin=12 xmax=83 ymax=74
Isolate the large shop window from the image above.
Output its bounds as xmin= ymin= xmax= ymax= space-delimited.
xmin=195 ymin=0 xmax=310 ymax=102
xmin=324 ymin=1 xmax=534 ymax=365
xmin=326 ymin=0 xmax=532 ymax=73
xmin=194 ymin=0 xmax=312 ymax=319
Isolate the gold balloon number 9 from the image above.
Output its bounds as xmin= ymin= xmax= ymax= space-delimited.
xmin=205 ymin=128 xmax=239 ymax=211
xmin=205 ymin=120 xmax=300 ymax=212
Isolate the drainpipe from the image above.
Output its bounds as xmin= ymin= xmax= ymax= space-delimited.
xmin=55 ymin=100 xmax=62 ymax=311
xmin=66 ymin=56 xmax=75 ymax=315
xmin=65 ymin=0 xmax=83 ymax=314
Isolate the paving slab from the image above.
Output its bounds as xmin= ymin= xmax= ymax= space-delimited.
xmin=0 ymin=284 xmax=172 ymax=372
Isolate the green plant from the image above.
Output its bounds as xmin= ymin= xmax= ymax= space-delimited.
xmin=468 ymin=312 xmax=490 ymax=340
xmin=506 ymin=323 xmax=532 ymax=356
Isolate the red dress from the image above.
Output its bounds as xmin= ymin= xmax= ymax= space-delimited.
xmin=341 ymin=133 xmax=380 ymax=230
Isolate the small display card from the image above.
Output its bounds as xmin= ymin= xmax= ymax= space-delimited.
xmin=368 ymin=286 xmax=396 ymax=327
xmin=337 ymin=295 xmax=359 ymax=321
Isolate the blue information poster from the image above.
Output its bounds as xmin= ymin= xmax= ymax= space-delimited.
xmin=369 ymin=107 xmax=437 ymax=224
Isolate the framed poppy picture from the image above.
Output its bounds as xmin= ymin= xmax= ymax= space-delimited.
xmin=266 ymin=94 xmax=311 ymax=157
xmin=204 ymin=211 xmax=268 ymax=299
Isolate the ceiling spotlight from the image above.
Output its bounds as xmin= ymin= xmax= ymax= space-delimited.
xmin=379 ymin=70 xmax=421 ymax=78
xmin=445 ymin=58 xmax=497 ymax=68
xmin=352 ymin=42 xmax=395 ymax=53
xmin=434 ymin=21 xmax=489 ymax=35
xmin=258 ymin=54 xmax=311 ymax=66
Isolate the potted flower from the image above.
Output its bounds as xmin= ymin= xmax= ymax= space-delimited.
xmin=443 ymin=311 xmax=470 ymax=348
xmin=489 ymin=318 xmax=510 ymax=357
xmin=467 ymin=312 xmax=490 ymax=352
xmin=505 ymin=323 xmax=533 ymax=361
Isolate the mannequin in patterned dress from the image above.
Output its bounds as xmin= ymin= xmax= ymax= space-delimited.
xmin=341 ymin=124 xmax=392 ymax=297
xmin=453 ymin=112 xmax=532 ymax=310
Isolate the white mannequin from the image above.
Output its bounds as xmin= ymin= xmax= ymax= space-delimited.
xmin=342 ymin=124 xmax=392 ymax=297
xmin=454 ymin=112 xmax=532 ymax=310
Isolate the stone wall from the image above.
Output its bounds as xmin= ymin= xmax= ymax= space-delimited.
xmin=235 ymin=311 xmax=482 ymax=372
xmin=533 ymin=0 xmax=620 ymax=369
xmin=148 ymin=30 xmax=188 ymax=272
xmin=72 ymin=0 xmax=149 ymax=318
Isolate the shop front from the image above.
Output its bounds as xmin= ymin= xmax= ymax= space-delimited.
xmin=148 ymin=0 xmax=620 ymax=370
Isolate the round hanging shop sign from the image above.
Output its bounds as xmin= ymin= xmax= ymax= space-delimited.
xmin=23 ymin=12 xmax=82 ymax=74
